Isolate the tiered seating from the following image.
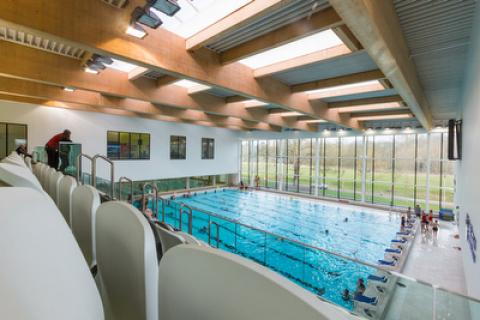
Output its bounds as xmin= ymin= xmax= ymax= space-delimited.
xmin=159 ymin=245 xmax=353 ymax=320
xmin=0 ymin=153 xmax=359 ymax=320
xmin=0 ymin=163 xmax=43 ymax=193
xmin=0 ymin=187 xmax=104 ymax=319
xmin=1 ymin=152 xmax=27 ymax=167
xmin=71 ymin=185 xmax=101 ymax=269
xmin=96 ymin=201 xmax=159 ymax=320
xmin=57 ymin=175 xmax=78 ymax=225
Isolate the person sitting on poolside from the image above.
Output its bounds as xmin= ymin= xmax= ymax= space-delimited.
xmin=354 ymin=278 xmax=366 ymax=298
xmin=342 ymin=289 xmax=351 ymax=301
xmin=239 ymin=180 xmax=245 ymax=190
xmin=401 ymin=215 xmax=406 ymax=230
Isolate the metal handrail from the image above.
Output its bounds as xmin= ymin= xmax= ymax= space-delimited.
xmin=167 ymin=199 xmax=480 ymax=304
xmin=158 ymin=197 xmax=166 ymax=222
xmin=118 ymin=176 xmax=133 ymax=203
xmin=76 ymin=153 xmax=93 ymax=185
xmin=179 ymin=203 xmax=193 ymax=235
xmin=142 ymin=183 xmax=158 ymax=218
xmin=92 ymin=154 xmax=115 ymax=199
xmin=208 ymin=221 xmax=220 ymax=248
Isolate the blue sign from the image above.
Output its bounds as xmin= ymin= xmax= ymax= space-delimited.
xmin=466 ymin=214 xmax=477 ymax=263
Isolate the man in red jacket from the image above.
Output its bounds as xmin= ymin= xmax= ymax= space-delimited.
xmin=45 ymin=130 xmax=71 ymax=169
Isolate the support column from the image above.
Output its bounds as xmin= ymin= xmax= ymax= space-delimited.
xmin=278 ymin=141 xmax=284 ymax=191
xmin=249 ymin=140 xmax=254 ymax=187
xmin=361 ymin=135 xmax=367 ymax=202
xmin=237 ymin=139 xmax=242 ymax=184
xmin=425 ymin=133 xmax=431 ymax=212
xmin=314 ymin=138 xmax=320 ymax=196
xmin=186 ymin=177 xmax=190 ymax=189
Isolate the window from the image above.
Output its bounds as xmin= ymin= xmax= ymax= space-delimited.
xmin=170 ymin=135 xmax=186 ymax=160
xmin=0 ymin=122 xmax=28 ymax=159
xmin=107 ymin=131 xmax=150 ymax=160
xmin=240 ymin=131 xmax=455 ymax=210
xmin=201 ymin=138 xmax=215 ymax=159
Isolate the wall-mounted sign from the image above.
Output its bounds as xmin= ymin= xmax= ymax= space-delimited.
xmin=466 ymin=214 xmax=477 ymax=263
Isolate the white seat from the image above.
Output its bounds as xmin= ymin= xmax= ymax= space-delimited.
xmin=2 ymin=154 xmax=27 ymax=168
xmin=0 ymin=187 xmax=104 ymax=320
xmin=47 ymin=170 xmax=64 ymax=203
xmin=154 ymin=224 xmax=187 ymax=253
xmin=159 ymin=245 xmax=354 ymax=320
xmin=24 ymin=156 xmax=33 ymax=170
xmin=39 ymin=164 xmax=50 ymax=189
xmin=96 ymin=201 xmax=158 ymax=320
xmin=57 ymin=175 xmax=78 ymax=225
xmin=32 ymin=162 xmax=43 ymax=179
xmin=71 ymin=185 xmax=101 ymax=268
xmin=43 ymin=167 xmax=56 ymax=190
xmin=0 ymin=163 xmax=43 ymax=193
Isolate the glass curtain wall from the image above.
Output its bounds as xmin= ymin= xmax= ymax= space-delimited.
xmin=240 ymin=132 xmax=455 ymax=210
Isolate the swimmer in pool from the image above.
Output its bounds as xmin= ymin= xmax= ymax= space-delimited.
xmin=344 ymin=217 xmax=348 ymax=222
xmin=342 ymin=289 xmax=351 ymax=301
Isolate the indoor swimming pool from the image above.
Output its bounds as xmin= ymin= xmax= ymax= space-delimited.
xmin=162 ymin=189 xmax=401 ymax=309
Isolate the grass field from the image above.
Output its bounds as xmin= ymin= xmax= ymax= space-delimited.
xmin=242 ymin=162 xmax=454 ymax=211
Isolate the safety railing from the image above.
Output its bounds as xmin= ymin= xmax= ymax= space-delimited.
xmin=179 ymin=203 xmax=193 ymax=235
xmin=142 ymin=183 xmax=158 ymax=218
xmin=208 ymin=221 xmax=220 ymax=248
xmin=92 ymin=154 xmax=115 ymax=199
xmin=76 ymin=153 xmax=93 ymax=185
xmin=162 ymin=198 xmax=480 ymax=320
xmin=118 ymin=176 xmax=133 ymax=203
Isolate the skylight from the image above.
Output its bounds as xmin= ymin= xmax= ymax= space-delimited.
xmin=152 ymin=0 xmax=252 ymax=38
xmin=336 ymin=102 xmax=403 ymax=113
xmin=307 ymin=80 xmax=385 ymax=99
xmin=174 ymin=79 xmax=210 ymax=89
xmin=354 ymin=114 xmax=412 ymax=121
xmin=108 ymin=58 xmax=140 ymax=73
xmin=243 ymin=99 xmax=268 ymax=108
xmin=239 ymin=29 xmax=343 ymax=69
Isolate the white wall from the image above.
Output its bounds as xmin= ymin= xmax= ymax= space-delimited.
xmin=0 ymin=101 xmax=240 ymax=181
xmin=457 ymin=2 xmax=480 ymax=300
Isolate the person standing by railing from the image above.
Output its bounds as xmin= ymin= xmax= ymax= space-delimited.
xmin=45 ymin=129 xmax=71 ymax=169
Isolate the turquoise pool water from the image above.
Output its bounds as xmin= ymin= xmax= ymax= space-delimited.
xmin=162 ymin=189 xmax=401 ymax=309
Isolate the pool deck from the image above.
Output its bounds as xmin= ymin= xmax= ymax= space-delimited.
xmin=401 ymin=220 xmax=466 ymax=294
xmin=384 ymin=221 xmax=470 ymax=320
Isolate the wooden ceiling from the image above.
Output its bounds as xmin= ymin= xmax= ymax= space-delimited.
xmin=0 ymin=0 xmax=433 ymax=132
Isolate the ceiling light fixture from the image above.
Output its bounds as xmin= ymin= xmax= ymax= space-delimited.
xmin=300 ymin=119 xmax=327 ymax=123
xmin=132 ymin=6 xmax=162 ymax=29
xmin=84 ymin=67 xmax=99 ymax=74
xmin=83 ymin=54 xmax=114 ymax=74
xmin=63 ymin=87 xmax=75 ymax=92
xmin=126 ymin=23 xmax=147 ymax=39
xmin=276 ymin=111 xmax=303 ymax=117
xmin=148 ymin=0 xmax=181 ymax=16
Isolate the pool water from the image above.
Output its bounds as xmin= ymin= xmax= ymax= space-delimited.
xmin=162 ymin=189 xmax=401 ymax=310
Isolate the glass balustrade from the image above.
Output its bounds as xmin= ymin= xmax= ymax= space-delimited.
xmin=157 ymin=198 xmax=480 ymax=320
